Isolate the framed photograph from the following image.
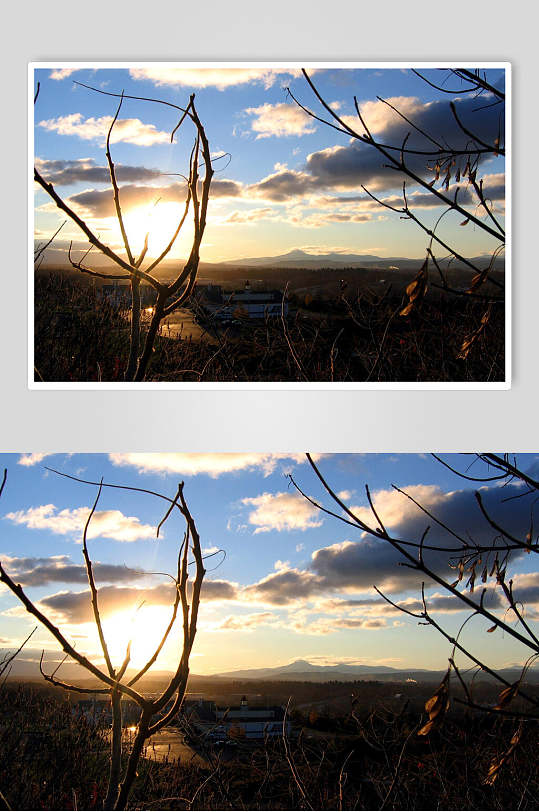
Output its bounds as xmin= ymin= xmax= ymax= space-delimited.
xmin=1 ymin=452 xmax=536 ymax=809
xmin=30 ymin=62 xmax=509 ymax=389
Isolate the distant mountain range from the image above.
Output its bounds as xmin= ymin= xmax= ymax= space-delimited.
xmin=3 ymin=653 xmax=531 ymax=686
xmin=0 ymin=652 xmax=435 ymax=684
xmin=221 ymin=249 xmax=505 ymax=272
xmin=39 ymin=243 xmax=505 ymax=276
xmin=212 ymin=659 xmax=431 ymax=682
xmin=210 ymin=658 xmax=535 ymax=684
xmin=222 ymin=249 xmax=410 ymax=269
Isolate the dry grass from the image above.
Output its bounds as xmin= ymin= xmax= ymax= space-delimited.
xmin=1 ymin=682 xmax=536 ymax=810
xmin=34 ymin=274 xmax=504 ymax=383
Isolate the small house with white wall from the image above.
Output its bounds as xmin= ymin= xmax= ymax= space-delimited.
xmin=194 ymin=281 xmax=288 ymax=321
xmin=183 ymin=696 xmax=291 ymax=740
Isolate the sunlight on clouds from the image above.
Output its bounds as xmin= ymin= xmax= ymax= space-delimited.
xmin=18 ymin=453 xmax=48 ymax=467
xmin=38 ymin=114 xmax=170 ymax=147
xmin=216 ymin=612 xmax=277 ymax=632
xmin=220 ymin=207 xmax=279 ymax=226
xmin=304 ymin=617 xmax=388 ymax=635
xmin=49 ymin=68 xmax=76 ymax=81
xmin=109 ymin=453 xmax=318 ymax=478
xmin=241 ymin=491 xmax=323 ymax=534
xmin=129 ymin=68 xmax=300 ymax=90
xmin=5 ymin=505 xmax=156 ymax=542
xmin=245 ymin=103 xmax=317 ymax=139
xmin=351 ymin=96 xmax=426 ymax=135
xmin=350 ymin=484 xmax=447 ymax=530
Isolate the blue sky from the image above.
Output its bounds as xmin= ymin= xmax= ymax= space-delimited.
xmin=1 ymin=453 xmax=535 ymax=677
xmin=33 ymin=65 xmax=506 ymax=265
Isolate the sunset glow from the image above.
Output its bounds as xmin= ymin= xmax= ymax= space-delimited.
xmin=33 ymin=64 xmax=506 ymax=266
xmin=1 ymin=453 xmax=535 ymax=677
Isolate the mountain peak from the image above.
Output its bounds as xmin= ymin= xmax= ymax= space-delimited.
xmin=282 ymin=659 xmax=314 ymax=670
xmin=283 ymin=249 xmax=309 ymax=258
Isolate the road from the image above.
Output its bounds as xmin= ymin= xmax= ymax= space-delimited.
xmin=139 ymin=728 xmax=208 ymax=766
xmin=160 ymin=308 xmax=216 ymax=343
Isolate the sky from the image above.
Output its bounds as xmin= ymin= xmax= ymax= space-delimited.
xmin=1 ymin=452 xmax=536 ymax=679
xmin=33 ymin=65 xmax=506 ymax=267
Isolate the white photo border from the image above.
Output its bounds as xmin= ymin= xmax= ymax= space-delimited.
xmin=28 ymin=60 xmax=511 ymax=391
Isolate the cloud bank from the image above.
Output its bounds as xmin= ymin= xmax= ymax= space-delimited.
xmin=5 ymin=505 xmax=156 ymax=542
xmin=39 ymin=114 xmax=171 ymax=147
xmin=109 ymin=453 xmax=318 ymax=478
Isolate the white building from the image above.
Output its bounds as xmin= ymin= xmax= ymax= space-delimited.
xmin=194 ymin=281 xmax=288 ymax=321
xmin=184 ymin=696 xmax=291 ymax=740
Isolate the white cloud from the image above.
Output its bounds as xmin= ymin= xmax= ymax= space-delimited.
xmin=49 ymin=68 xmax=76 ymax=81
xmin=202 ymin=545 xmax=220 ymax=556
xmin=303 ymin=617 xmax=388 ymax=635
xmin=287 ymin=211 xmax=373 ymax=228
xmin=38 ymin=114 xmax=170 ymax=147
xmin=353 ymin=96 xmax=427 ymax=135
xmin=241 ymin=491 xmax=323 ymax=534
xmin=18 ymin=453 xmax=48 ymax=467
xmin=4 ymin=505 xmax=156 ymax=542
xmin=350 ymin=484 xmax=447 ymax=530
xmin=109 ymin=453 xmax=318 ymax=478
xmin=222 ymin=207 xmax=279 ymax=225
xmin=337 ymin=490 xmax=353 ymax=501
xmin=129 ymin=67 xmax=300 ymax=90
xmin=245 ymin=103 xmax=317 ymax=139
xmin=217 ymin=611 xmax=277 ymax=632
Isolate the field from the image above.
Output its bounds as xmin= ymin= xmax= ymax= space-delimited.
xmin=0 ymin=678 xmax=535 ymax=810
xmin=33 ymin=268 xmax=505 ymax=383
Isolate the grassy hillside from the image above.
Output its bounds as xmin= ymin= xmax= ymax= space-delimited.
xmin=0 ymin=681 xmax=535 ymax=810
xmin=33 ymin=271 xmax=504 ymax=383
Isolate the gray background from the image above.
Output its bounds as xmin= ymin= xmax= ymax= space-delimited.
xmin=3 ymin=0 xmax=535 ymax=453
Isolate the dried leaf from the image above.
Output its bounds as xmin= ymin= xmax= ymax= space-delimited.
xmin=494 ymin=682 xmax=519 ymax=711
xmin=484 ymin=724 xmax=522 ymax=785
xmin=417 ymin=719 xmax=435 ymax=736
xmin=399 ymin=302 xmax=414 ymax=317
xmin=400 ymin=258 xmax=429 ymax=318
xmin=457 ymin=305 xmax=492 ymax=358
xmin=418 ymin=669 xmax=450 ymax=736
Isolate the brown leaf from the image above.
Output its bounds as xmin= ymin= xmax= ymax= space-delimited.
xmin=417 ymin=719 xmax=435 ymax=736
xmin=484 ymin=724 xmax=522 ymax=785
xmin=494 ymin=682 xmax=519 ymax=711
xmin=418 ymin=669 xmax=450 ymax=736
xmin=399 ymin=302 xmax=414 ymax=317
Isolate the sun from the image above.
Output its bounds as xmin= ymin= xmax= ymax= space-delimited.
xmin=121 ymin=201 xmax=194 ymax=261
xmin=99 ymin=604 xmax=179 ymax=671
